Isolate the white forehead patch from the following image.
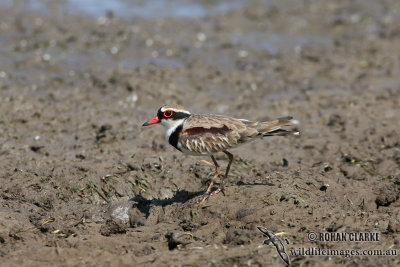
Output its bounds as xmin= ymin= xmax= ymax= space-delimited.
xmin=160 ymin=106 xmax=190 ymax=114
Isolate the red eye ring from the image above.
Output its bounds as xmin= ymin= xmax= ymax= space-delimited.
xmin=163 ymin=110 xmax=173 ymax=117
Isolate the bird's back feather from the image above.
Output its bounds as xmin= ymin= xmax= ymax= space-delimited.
xmin=177 ymin=114 xmax=298 ymax=154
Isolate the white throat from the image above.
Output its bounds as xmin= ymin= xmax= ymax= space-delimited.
xmin=162 ymin=118 xmax=186 ymax=142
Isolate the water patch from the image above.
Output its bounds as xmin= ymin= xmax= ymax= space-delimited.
xmin=232 ymin=32 xmax=332 ymax=54
xmin=24 ymin=0 xmax=244 ymax=18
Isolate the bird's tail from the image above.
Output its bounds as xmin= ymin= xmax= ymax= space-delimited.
xmin=258 ymin=116 xmax=299 ymax=137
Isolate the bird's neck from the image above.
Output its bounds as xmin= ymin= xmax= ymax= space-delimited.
xmin=164 ymin=118 xmax=186 ymax=150
xmin=168 ymin=124 xmax=183 ymax=151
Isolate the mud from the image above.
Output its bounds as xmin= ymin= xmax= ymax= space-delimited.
xmin=0 ymin=0 xmax=399 ymax=266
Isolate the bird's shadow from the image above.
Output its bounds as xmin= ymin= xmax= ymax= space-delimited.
xmin=129 ymin=181 xmax=275 ymax=218
xmin=129 ymin=190 xmax=203 ymax=217
xmin=236 ymin=181 xmax=275 ymax=187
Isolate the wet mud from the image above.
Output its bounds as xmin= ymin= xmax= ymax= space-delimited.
xmin=0 ymin=0 xmax=399 ymax=266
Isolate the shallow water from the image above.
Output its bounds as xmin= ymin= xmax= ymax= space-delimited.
xmin=0 ymin=0 xmax=332 ymax=71
xmin=17 ymin=0 xmax=244 ymax=18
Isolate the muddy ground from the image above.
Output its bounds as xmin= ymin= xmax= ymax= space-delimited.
xmin=0 ymin=0 xmax=400 ymax=266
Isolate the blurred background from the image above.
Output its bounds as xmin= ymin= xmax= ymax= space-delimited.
xmin=0 ymin=0 xmax=399 ymax=266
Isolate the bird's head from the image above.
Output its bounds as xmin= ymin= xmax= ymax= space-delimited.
xmin=142 ymin=104 xmax=191 ymax=130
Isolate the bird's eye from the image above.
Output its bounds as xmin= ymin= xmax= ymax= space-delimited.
xmin=163 ymin=110 xmax=173 ymax=118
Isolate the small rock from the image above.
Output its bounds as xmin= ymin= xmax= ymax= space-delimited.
xmin=30 ymin=145 xmax=44 ymax=153
xmin=100 ymin=218 xmax=127 ymax=236
xmin=165 ymin=231 xmax=194 ymax=250
xmin=280 ymin=195 xmax=288 ymax=202
xmin=323 ymin=163 xmax=332 ymax=172
xmin=108 ymin=201 xmax=133 ymax=224
xmin=320 ymin=184 xmax=329 ymax=192
xmin=387 ymin=218 xmax=400 ymax=233
xmin=196 ymin=32 xmax=206 ymax=42
xmin=238 ymin=50 xmax=248 ymax=58
xmin=375 ymin=184 xmax=399 ymax=207
xmin=282 ymin=158 xmax=288 ymax=167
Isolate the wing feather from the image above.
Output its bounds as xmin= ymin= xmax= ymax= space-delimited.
xmin=178 ymin=114 xmax=297 ymax=153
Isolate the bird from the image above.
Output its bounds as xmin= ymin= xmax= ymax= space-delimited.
xmin=142 ymin=104 xmax=299 ymax=204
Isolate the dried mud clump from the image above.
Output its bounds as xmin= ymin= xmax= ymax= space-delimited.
xmin=100 ymin=218 xmax=127 ymax=236
xmin=375 ymin=176 xmax=400 ymax=207
xmin=387 ymin=218 xmax=400 ymax=233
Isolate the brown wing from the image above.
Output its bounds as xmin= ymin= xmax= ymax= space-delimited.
xmin=238 ymin=116 xmax=291 ymax=132
xmin=240 ymin=116 xmax=296 ymax=136
xmin=179 ymin=115 xmax=258 ymax=154
xmin=179 ymin=114 xmax=297 ymax=154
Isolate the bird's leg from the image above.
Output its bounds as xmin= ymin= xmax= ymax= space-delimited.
xmin=199 ymin=159 xmax=215 ymax=167
xmin=204 ymin=155 xmax=220 ymax=194
xmin=199 ymin=155 xmax=219 ymax=205
xmin=214 ymin=151 xmax=233 ymax=195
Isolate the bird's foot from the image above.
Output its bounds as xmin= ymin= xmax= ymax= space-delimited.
xmin=199 ymin=180 xmax=214 ymax=205
xmin=199 ymin=185 xmax=225 ymax=205
xmin=199 ymin=194 xmax=209 ymax=205
xmin=213 ymin=185 xmax=226 ymax=196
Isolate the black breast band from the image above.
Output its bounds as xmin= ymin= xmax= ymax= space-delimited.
xmin=168 ymin=125 xmax=183 ymax=151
